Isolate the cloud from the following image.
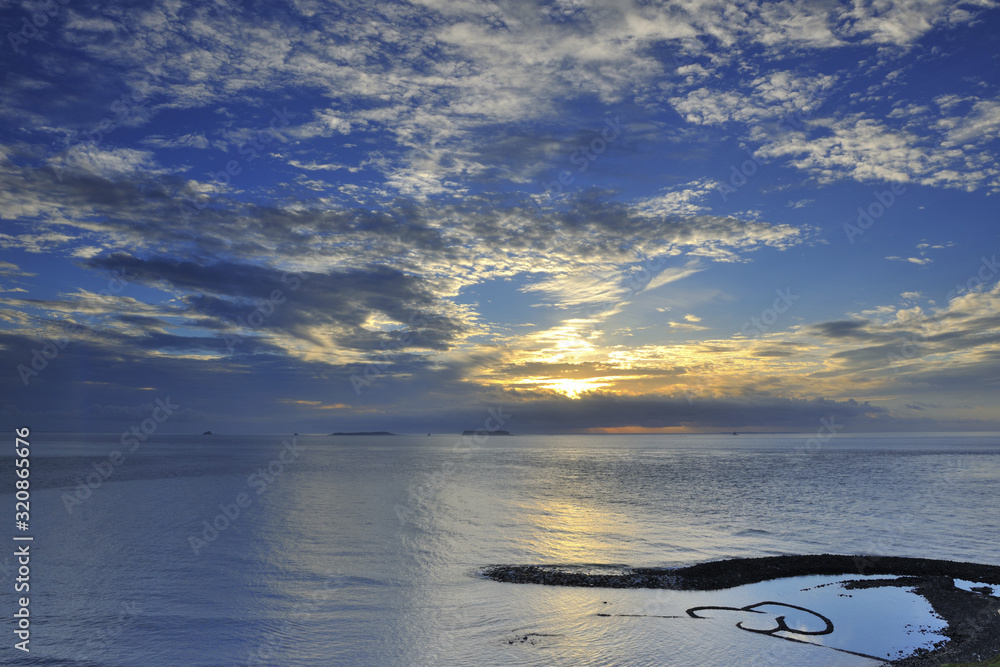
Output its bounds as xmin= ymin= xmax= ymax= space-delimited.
xmin=49 ymin=145 xmax=161 ymax=179
xmin=1 ymin=0 xmax=998 ymax=434
xmin=807 ymin=320 xmax=874 ymax=340
xmin=798 ymin=283 xmax=1000 ymax=392
xmin=886 ymin=255 xmax=933 ymax=265
xmin=140 ymin=133 xmax=211 ymax=150
xmin=0 ymin=261 xmax=35 ymax=278
xmin=79 ymin=253 xmax=471 ymax=359
xmin=7 ymin=0 xmax=994 ymax=198
xmin=885 ymin=241 xmax=954 ymax=266
xmin=634 ymin=179 xmax=717 ymax=216
xmin=489 ymin=392 xmax=884 ymax=432
xmin=939 ymin=98 xmax=1000 ymax=147
xmin=668 ymin=320 xmax=709 ymax=331
xmin=0 ymin=140 xmax=809 ymax=304
xmin=287 ymin=159 xmax=360 ymax=172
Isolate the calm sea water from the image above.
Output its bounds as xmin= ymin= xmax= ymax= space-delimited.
xmin=6 ymin=432 xmax=1000 ymax=665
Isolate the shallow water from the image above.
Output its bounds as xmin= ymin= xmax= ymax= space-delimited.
xmin=9 ymin=431 xmax=1000 ymax=665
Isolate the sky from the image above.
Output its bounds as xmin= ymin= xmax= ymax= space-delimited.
xmin=1 ymin=0 xmax=999 ymax=435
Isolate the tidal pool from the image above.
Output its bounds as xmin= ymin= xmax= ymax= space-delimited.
xmin=483 ymin=573 xmax=948 ymax=665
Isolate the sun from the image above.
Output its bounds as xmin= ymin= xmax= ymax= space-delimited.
xmin=545 ymin=378 xmax=610 ymax=398
xmin=509 ymin=376 xmax=613 ymax=398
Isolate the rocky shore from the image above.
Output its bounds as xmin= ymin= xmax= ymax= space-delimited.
xmin=480 ymin=554 xmax=1000 ymax=665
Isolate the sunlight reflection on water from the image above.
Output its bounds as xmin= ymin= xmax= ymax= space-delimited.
xmin=18 ymin=432 xmax=1000 ymax=665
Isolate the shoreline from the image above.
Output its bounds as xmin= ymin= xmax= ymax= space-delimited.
xmin=480 ymin=554 xmax=1000 ymax=665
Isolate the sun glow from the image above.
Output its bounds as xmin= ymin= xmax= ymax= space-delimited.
xmin=507 ymin=376 xmax=614 ymax=397
xmin=519 ymin=499 xmax=635 ymax=562
xmin=542 ymin=377 xmax=611 ymax=397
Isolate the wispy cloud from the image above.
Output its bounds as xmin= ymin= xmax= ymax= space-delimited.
xmin=1 ymin=0 xmax=998 ymax=432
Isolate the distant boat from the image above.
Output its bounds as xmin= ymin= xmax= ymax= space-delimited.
xmin=203 ymin=430 xmax=214 ymax=435
xmin=732 ymin=432 xmax=739 ymax=436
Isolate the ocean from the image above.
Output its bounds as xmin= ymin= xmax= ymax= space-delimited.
xmin=7 ymin=432 xmax=1000 ymax=665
